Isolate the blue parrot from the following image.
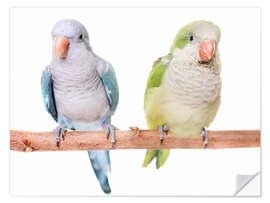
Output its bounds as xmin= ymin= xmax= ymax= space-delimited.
xmin=41 ymin=19 xmax=119 ymax=194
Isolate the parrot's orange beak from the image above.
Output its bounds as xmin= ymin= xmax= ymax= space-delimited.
xmin=54 ymin=36 xmax=70 ymax=59
xmin=199 ymin=40 xmax=215 ymax=63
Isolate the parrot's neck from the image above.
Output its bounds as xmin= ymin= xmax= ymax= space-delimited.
xmin=163 ymin=47 xmax=222 ymax=108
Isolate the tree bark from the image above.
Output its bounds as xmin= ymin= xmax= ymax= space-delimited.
xmin=10 ymin=128 xmax=260 ymax=152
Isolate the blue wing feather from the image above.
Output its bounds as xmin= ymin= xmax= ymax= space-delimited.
xmin=41 ymin=68 xmax=58 ymax=122
xmin=98 ymin=62 xmax=119 ymax=114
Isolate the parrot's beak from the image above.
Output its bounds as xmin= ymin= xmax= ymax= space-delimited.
xmin=54 ymin=36 xmax=70 ymax=59
xmin=199 ymin=40 xmax=215 ymax=63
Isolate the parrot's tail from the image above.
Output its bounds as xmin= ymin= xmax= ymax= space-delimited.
xmin=142 ymin=149 xmax=170 ymax=169
xmin=88 ymin=150 xmax=111 ymax=193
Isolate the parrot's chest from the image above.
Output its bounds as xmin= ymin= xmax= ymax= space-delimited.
xmin=145 ymin=67 xmax=221 ymax=137
xmin=51 ymin=65 xmax=110 ymax=124
xmin=159 ymin=65 xmax=221 ymax=136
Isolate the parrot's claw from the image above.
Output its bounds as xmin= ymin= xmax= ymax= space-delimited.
xmin=158 ymin=125 xmax=169 ymax=144
xmin=104 ymin=123 xmax=116 ymax=146
xmin=54 ymin=125 xmax=67 ymax=147
xmin=110 ymin=125 xmax=116 ymax=146
xmin=105 ymin=126 xmax=110 ymax=139
xmin=163 ymin=125 xmax=169 ymax=133
xmin=201 ymin=128 xmax=208 ymax=148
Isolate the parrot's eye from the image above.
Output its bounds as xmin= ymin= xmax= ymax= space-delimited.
xmin=79 ymin=34 xmax=83 ymax=40
xmin=189 ymin=35 xmax=194 ymax=42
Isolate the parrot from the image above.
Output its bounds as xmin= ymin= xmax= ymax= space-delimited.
xmin=41 ymin=19 xmax=119 ymax=193
xmin=143 ymin=20 xmax=222 ymax=169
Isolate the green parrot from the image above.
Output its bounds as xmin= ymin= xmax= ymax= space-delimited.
xmin=143 ymin=20 xmax=222 ymax=169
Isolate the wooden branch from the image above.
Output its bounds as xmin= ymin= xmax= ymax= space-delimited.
xmin=10 ymin=128 xmax=260 ymax=152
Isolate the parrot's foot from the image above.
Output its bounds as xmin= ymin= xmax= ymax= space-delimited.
xmin=54 ymin=125 xmax=67 ymax=147
xmin=201 ymin=128 xmax=208 ymax=148
xmin=158 ymin=125 xmax=169 ymax=144
xmin=104 ymin=123 xmax=116 ymax=146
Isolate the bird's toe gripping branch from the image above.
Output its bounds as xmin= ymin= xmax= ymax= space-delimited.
xmin=159 ymin=125 xmax=169 ymax=144
xmin=201 ymin=128 xmax=209 ymax=148
xmin=104 ymin=123 xmax=116 ymax=146
xmin=54 ymin=125 xmax=67 ymax=147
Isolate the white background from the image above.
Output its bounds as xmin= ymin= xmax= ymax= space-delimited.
xmin=3 ymin=1 xmax=270 ymax=203
xmin=9 ymin=7 xmax=260 ymax=196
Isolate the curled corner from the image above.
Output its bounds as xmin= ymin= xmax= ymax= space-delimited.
xmin=234 ymin=171 xmax=261 ymax=196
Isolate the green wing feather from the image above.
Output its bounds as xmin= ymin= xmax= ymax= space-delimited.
xmin=143 ymin=54 xmax=172 ymax=169
xmin=146 ymin=54 xmax=172 ymax=88
xmin=144 ymin=54 xmax=172 ymax=109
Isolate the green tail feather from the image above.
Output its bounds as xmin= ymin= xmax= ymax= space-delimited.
xmin=156 ymin=149 xmax=170 ymax=169
xmin=143 ymin=150 xmax=158 ymax=167
xmin=143 ymin=149 xmax=170 ymax=169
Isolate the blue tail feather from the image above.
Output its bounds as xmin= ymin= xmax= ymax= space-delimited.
xmin=88 ymin=150 xmax=111 ymax=193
